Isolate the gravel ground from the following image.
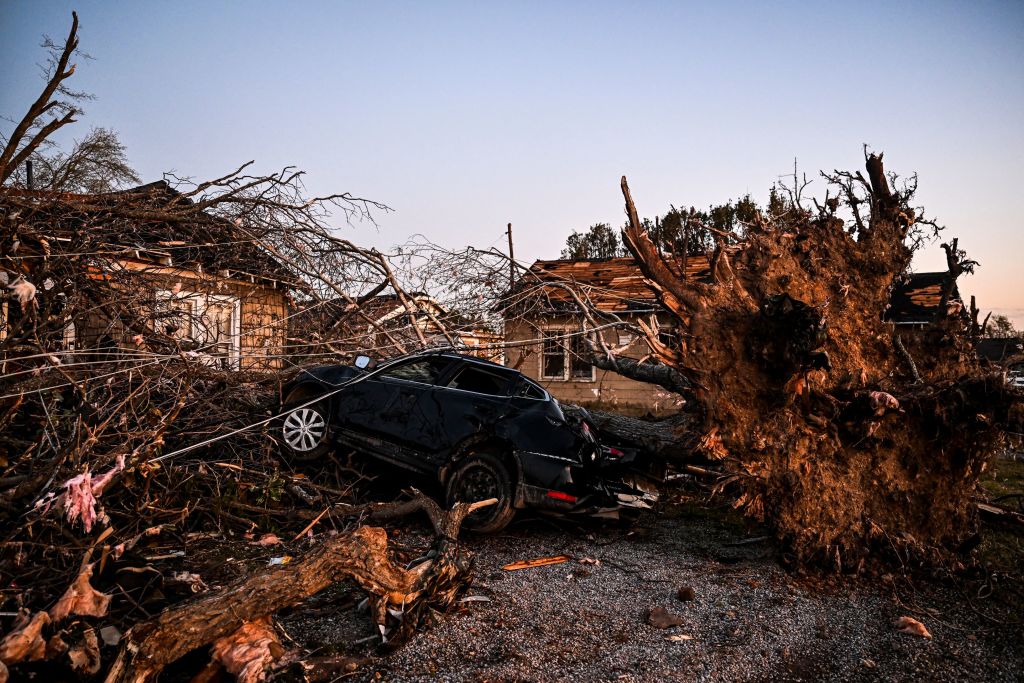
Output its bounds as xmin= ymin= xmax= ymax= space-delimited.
xmin=275 ymin=501 xmax=1024 ymax=683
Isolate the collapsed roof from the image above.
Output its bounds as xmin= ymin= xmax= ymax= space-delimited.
xmin=1 ymin=181 xmax=298 ymax=287
xmin=505 ymin=256 xmax=960 ymax=323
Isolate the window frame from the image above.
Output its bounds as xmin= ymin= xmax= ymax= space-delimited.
xmin=538 ymin=328 xmax=595 ymax=382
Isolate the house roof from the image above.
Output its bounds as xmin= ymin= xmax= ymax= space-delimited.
xmin=976 ymin=337 xmax=1024 ymax=363
xmin=1 ymin=182 xmax=297 ymax=287
xmin=507 ymin=256 xmax=959 ymax=323
xmin=505 ymin=255 xmax=711 ymax=313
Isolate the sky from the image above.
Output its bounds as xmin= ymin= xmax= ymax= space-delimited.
xmin=2 ymin=1 xmax=1023 ymax=325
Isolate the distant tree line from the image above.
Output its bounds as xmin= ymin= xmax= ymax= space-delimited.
xmin=561 ymin=188 xmax=790 ymax=259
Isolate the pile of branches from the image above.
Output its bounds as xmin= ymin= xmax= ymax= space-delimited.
xmin=0 ymin=14 xmax=499 ymax=681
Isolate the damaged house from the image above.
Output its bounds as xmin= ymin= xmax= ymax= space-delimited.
xmin=503 ymin=256 xmax=965 ymax=416
xmin=0 ymin=182 xmax=297 ymax=371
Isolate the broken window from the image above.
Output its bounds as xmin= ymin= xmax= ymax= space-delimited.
xmin=155 ymin=290 xmax=240 ymax=369
xmin=515 ymin=377 xmax=546 ymax=399
xmin=446 ymin=364 xmax=514 ymax=396
xmin=568 ymin=335 xmax=594 ymax=380
xmin=196 ymin=297 xmax=239 ymax=361
xmin=541 ymin=331 xmax=566 ymax=379
xmin=381 ymin=357 xmax=451 ymax=384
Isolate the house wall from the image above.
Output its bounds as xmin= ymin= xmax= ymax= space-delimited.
xmin=74 ymin=263 xmax=288 ymax=371
xmin=504 ymin=314 xmax=683 ymax=416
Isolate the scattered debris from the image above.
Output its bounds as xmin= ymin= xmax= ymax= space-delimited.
xmin=676 ymin=586 xmax=696 ymax=602
xmin=0 ymin=611 xmax=49 ymax=666
xmin=99 ymin=626 xmax=122 ymax=647
xmin=67 ymin=627 xmax=101 ymax=675
xmin=502 ymin=556 xmax=571 ymax=571
xmin=665 ymin=634 xmax=693 ymax=642
xmin=894 ymin=616 xmax=932 ymax=640
xmin=646 ymin=606 xmax=685 ymax=629
xmin=49 ymin=563 xmax=111 ymax=620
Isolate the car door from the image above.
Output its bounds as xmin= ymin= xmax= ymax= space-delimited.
xmin=338 ymin=356 xmax=454 ymax=471
xmin=426 ymin=362 xmax=518 ymax=462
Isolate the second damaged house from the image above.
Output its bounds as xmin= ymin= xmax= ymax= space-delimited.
xmin=502 ymin=255 xmax=966 ymax=416
xmin=0 ymin=182 xmax=297 ymax=371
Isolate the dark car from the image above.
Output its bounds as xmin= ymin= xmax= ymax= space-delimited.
xmin=279 ymin=350 xmax=658 ymax=532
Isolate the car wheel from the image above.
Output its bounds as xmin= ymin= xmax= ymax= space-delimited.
xmin=280 ymin=395 xmax=331 ymax=461
xmin=445 ymin=453 xmax=516 ymax=533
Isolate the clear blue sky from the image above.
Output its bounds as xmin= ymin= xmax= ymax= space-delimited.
xmin=2 ymin=1 xmax=1023 ymax=324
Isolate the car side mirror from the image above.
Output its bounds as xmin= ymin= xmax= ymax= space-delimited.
xmin=354 ymin=354 xmax=377 ymax=370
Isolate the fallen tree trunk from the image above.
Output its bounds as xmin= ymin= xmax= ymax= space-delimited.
xmin=566 ymin=405 xmax=699 ymax=462
xmin=104 ymin=494 xmax=494 ymax=683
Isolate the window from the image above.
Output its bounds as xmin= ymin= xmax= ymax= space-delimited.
xmin=568 ymin=335 xmax=594 ymax=380
xmin=447 ymin=364 xmax=513 ymax=396
xmin=515 ymin=378 xmax=546 ymax=399
xmin=156 ymin=290 xmax=240 ymax=369
xmin=542 ymin=331 xmax=566 ymax=379
xmin=540 ymin=330 xmax=594 ymax=381
xmin=381 ymin=358 xmax=451 ymax=385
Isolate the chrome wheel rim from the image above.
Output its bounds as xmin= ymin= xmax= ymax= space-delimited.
xmin=282 ymin=408 xmax=326 ymax=453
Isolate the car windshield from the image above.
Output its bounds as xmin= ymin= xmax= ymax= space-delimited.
xmin=379 ymin=357 xmax=451 ymax=385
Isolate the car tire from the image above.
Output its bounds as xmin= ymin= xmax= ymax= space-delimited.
xmin=445 ymin=453 xmax=516 ymax=533
xmin=280 ymin=392 xmax=332 ymax=462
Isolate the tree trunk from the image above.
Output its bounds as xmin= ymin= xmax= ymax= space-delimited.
xmin=104 ymin=495 xmax=494 ymax=683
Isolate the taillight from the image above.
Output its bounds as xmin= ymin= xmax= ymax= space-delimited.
xmin=606 ymin=447 xmax=624 ymax=457
xmin=546 ymin=490 xmax=577 ymax=503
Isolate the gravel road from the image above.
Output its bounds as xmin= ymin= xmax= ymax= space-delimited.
xmin=277 ymin=500 xmax=1022 ymax=682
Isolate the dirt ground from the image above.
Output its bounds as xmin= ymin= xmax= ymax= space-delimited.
xmin=30 ymin=463 xmax=1021 ymax=683
xmin=258 ymin=489 xmax=1023 ymax=682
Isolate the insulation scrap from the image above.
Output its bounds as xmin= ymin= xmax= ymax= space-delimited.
xmin=869 ymin=391 xmax=900 ymax=414
xmin=61 ymin=454 xmax=125 ymax=532
xmin=210 ymin=616 xmax=284 ymax=683
xmin=255 ymin=533 xmax=282 ymax=546
xmin=7 ymin=277 xmax=36 ymax=307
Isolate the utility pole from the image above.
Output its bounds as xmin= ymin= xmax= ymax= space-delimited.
xmin=506 ymin=222 xmax=516 ymax=287
xmin=26 ymin=160 xmax=33 ymax=190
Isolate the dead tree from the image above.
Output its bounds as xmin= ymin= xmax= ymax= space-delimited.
xmin=0 ymin=12 xmax=83 ymax=185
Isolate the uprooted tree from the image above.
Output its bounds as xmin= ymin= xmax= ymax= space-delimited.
xmin=567 ymin=156 xmax=1020 ymax=569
